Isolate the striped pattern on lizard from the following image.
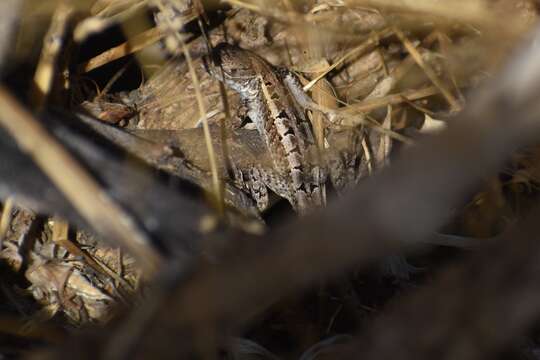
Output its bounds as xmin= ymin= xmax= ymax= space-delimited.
xmin=204 ymin=43 xmax=325 ymax=215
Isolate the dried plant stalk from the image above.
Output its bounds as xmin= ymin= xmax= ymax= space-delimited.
xmin=154 ymin=0 xmax=224 ymax=214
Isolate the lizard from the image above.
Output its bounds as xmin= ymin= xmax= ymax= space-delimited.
xmin=203 ymin=42 xmax=327 ymax=215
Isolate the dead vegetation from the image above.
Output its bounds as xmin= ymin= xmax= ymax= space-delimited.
xmin=1 ymin=0 xmax=540 ymax=358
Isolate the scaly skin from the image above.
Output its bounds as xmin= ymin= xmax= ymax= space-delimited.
xmin=204 ymin=43 xmax=324 ymax=214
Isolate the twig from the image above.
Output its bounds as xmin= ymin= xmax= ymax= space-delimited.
xmin=97 ymin=59 xmax=133 ymax=98
xmin=344 ymin=0 xmax=489 ymax=25
xmin=79 ymin=27 xmax=166 ymax=73
xmin=393 ymin=26 xmax=462 ymax=112
xmin=50 ymin=216 xmax=134 ymax=294
xmin=303 ymin=28 xmax=394 ymax=92
xmin=154 ymin=0 xmax=224 ymax=214
xmin=31 ymin=2 xmax=73 ymax=109
xmin=342 ymin=85 xmax=440 ymax=113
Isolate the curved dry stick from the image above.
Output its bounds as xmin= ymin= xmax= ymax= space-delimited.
xmin=129 ymin=25 xmax=540 ymax=355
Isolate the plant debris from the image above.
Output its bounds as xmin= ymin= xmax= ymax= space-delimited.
xmin=1 ymin=0 xmax=540 ymax=358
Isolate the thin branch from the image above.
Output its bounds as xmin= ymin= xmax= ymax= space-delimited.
xmin=155 ymin=0 xmax=224 ymax=214
xmin=393 ymin=26 xmax=462 ymax=111
xmin=303 ymin=28 xmax=394 ymax=92
xmin=79 ymin=27 xmax=166 ymax=73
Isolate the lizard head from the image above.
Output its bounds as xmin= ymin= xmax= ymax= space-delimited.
xmin=204 ymin=43 xmax=258 ymax=91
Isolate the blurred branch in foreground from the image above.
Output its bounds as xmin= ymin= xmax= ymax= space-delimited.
xmin=34 ymin=23 xmax=540 ymax=359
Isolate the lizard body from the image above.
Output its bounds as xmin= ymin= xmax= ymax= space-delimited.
xmin=204 ymin=43 xmax=324 ymax=214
